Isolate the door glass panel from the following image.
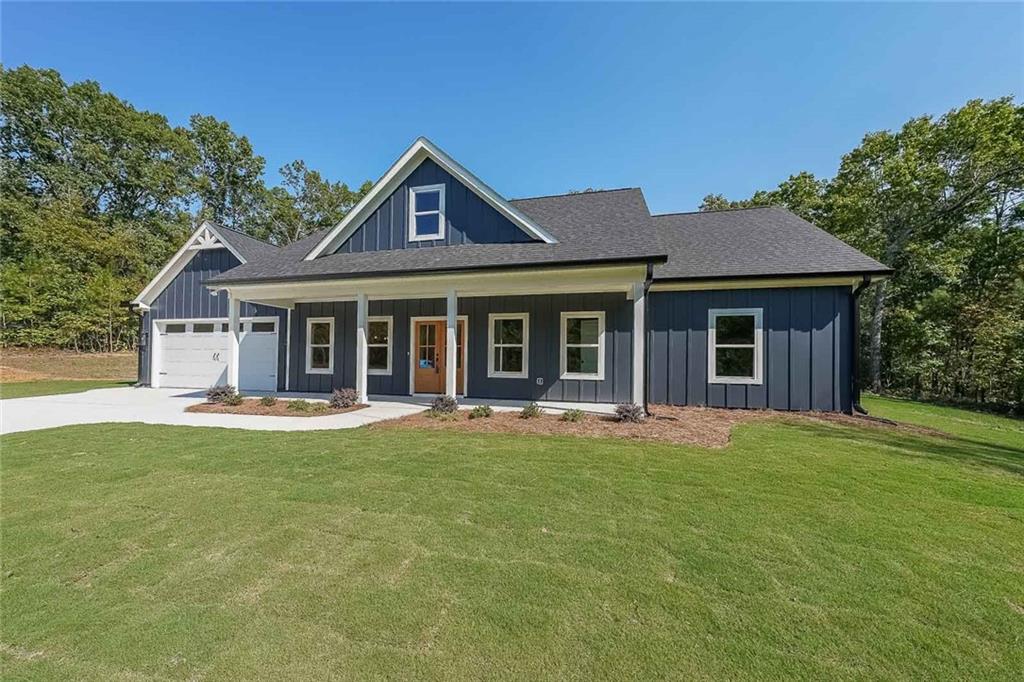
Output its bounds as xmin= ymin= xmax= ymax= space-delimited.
xmin=418 ymin=324 xmax=436 ymax=369
xmin=164 ymin=323 xmax=186 ymax=334
xmin=192 ymin=323 xmax=214 ymax=333
xmin=251 ymin=321 xmax=275 ymax=333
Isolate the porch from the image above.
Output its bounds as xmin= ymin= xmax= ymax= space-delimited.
xmin=216 ymin=264 xmax=649 ymax=407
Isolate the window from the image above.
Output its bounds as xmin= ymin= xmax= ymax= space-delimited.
xmin=408 ymin=184 xmax=445 ymax=241
xmin=488 ymin=313 xmax=529 ymax=378
xmin=164 ymin=323 xmax=186 ymax=334
xmin=192 ymin=323 xmax=215 ymax=333
xmin=306 ymin=317 xmax=334 ymax=374
xmin=367 ymin=316 xmax=392 ymax=375
xmin=560 ymin=311 xmax=605 ymax=380
xmin=708 ymin=308 xmax=763 ymax=384
xmin=251 ymin=321 xmax=276 ymax=333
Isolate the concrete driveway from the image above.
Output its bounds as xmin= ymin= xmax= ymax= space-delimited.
xmin=0 ymin=387 xmax=426 ymax=435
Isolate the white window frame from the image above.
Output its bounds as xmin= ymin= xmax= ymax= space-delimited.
xmin=487 ymin=313 xmax=529 ymax=379
xmin=305 ymin=317 xmax=334 ymax=375
xmin=407 ymin=183 xmax=446 ymax=242
xmin=559 ymin=311 xmax=605 ymax=381
xmin=708 ymin=308 xmax=763 ymax=385
xmin=367 ymin=315 xmax=393 ymax=376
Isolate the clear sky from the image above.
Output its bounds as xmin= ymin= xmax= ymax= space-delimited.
xmin=3 ymin=2 xmax=1021 ymax=213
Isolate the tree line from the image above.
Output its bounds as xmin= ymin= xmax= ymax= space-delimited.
xmin=2 ymin=66 xmax=1021 ymax=409
xmin=701 ymin=97 xmax=1023 ymax=411
xmin=0 ymin=65 xmax=371 ymax=352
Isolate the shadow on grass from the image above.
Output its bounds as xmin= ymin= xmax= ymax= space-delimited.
xmin=789 ymin=418 xmax=1024 ymax=478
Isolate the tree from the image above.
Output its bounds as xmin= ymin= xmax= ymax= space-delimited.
xmin=188 ymin=114 xmax=266 ymax=230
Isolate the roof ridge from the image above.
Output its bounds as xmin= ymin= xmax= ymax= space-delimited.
xmin=211 ymin=222 xmax=279 ymax=247
xmin=653 ymin=205 xmax=781 ymax=217
xmin=510 ymin=187 xmax=639 ymax=202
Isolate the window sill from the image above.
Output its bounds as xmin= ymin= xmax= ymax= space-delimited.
xmin=306 ymin=368 xmax=333 ymax=375
xmin=709 ymin=377 xmax=762 ymax=385
xmin=487 ymin=371 xmax=528 ymax=380
xmin=560 ymin=372 xmax=604 ymax=381
xmin=367 ymin=369 xmax=391 ymax=376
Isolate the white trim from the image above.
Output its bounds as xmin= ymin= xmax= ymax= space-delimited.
xmin=649 ymin=275 xmax=886 ymax=293
xmin=132 ymin=221 xmax=246 ymax=307
xmin=367 ymin=316 xmax=393 ymax=376
xmin=285 ymin=309 xmax=292 ymax=391
xmin=708 ymin=308 xmax=763 ymax=385
xmin=631 ymin=282 xmax=645 ymax=404
xmin=303 ymin=137 xmax=556 ymax=259
xmin=559 ymin=311 xmax=606 ymax=381
xmin=305 ymin=316 xmax=335 ymax=375
xmin=407 ymin=183 xmax=446 ymax=242
xmin=487 ymin=313 xmax=529 ymax=379
xmin=408 ymin=315 xmax=469 ymax=396
xmin=227 ymin=296 xmax=240 ymax=388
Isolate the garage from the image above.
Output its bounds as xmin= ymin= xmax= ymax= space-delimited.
xmin=153 ymin=318 xmax=278 ymax=391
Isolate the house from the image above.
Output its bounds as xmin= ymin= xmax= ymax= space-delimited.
xmin=130 ymin=138 xmax=891 ymax=413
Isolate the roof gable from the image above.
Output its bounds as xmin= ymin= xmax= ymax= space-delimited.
xmin=132 ymin=220 xmax=275 ymax=308
xmin=303 ymin=137 xmax=557 ymax=260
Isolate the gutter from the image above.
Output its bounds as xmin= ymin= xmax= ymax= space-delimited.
xmin=202 ymin=254 xmax=669 ymax=288
xmin=851 ymin=275 xmax=872 ymax=415
xmin=653 ymin=268 xmax=894 ymax=285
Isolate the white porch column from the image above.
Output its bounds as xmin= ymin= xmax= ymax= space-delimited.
xmin=227 ymin=293 xmax=240 ymax=389
xmin=445 ymin=288 xmax=457 ymax=398
xmin=631 ymin=282 xmax=646 ymax=406
xmin=356 ymin=293 xmax=368 ymax=403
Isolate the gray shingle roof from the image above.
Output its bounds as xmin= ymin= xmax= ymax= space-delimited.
xmin=651 ymin=207 xmax=890 ymax=281
xmin=209 ymin=189 xmax=665 ymax=284
xmin=210 ymin=222 xmax=280 ymax=262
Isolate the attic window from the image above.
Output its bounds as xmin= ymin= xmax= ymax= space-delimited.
xmin=408 ymin=184 xmax=445 ymax=242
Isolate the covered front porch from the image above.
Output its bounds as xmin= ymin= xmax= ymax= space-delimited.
xmin=215 ymin=263 xmax=649 ymax=407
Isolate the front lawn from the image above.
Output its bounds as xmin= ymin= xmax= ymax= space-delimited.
xmin=1 ymin=404 xmax=1021 ymax=679
xmin=0 ymin=379 xmax=133 ymax=400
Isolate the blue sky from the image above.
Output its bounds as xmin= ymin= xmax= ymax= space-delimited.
xmin=4 ymin=2 xmax=1021 ymax=213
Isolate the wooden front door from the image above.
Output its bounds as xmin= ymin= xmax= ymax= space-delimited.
xmin=413 ymin=320 xmax=465 ymax=394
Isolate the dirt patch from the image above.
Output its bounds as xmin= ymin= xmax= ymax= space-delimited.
xmin=0 ymin=348 xmax=137 ymax=382
xmin=186 ymin=398 xmax=368 ymax=418
xmin=789 ymin=410 xmax=951 ymax=440
xmin=373 ymin=404 xmax=766 ymax=448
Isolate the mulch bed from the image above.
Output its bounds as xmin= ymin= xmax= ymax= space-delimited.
xmin=186 ymin=399 xmax=368 ymax=418
xmin=373 ymin=404 xmax=766 ymax=448
xmin=373 ymin=404 xmax=950 ymax=448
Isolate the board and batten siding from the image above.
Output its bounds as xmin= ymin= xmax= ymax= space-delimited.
xmin=137 ymin=249 xmax=288 ymax=389
xmin=289 ymin=293 xmax=634 ymax=403
xmin=647 ymin=286 xmax=854 ymax=412
xmin=334 ymin=158 xmax=536 ymax=254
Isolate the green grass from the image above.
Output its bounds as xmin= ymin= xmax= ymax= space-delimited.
xmin=0 ymin=380 xmax=134 ymax=400
xmin=1 ymin=403 xmax=1022 ymax=679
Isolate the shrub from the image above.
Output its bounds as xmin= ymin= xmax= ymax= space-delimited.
xmin=427 ymin=410 xmax=459 ymax=422
xmin=615 ymin=402 xmax=646 ymax=423
xmin=206 ymin=385 xmax=237 ymax=404
xmin=223 ymin=393 xmax=244 ymax=407
xmin=287 ymin=399 xmax=312 ymax=413
xmin=560 ymin=408 xmax=585 ymax=423
xmin=330 ymin=388 xmax=360 ymax=409
xmin=430 ymin=395 xmax=458 ymax=414
xmin=469 ymin=404 xmax=493 ymax=419
xmin=259 ymin=395 xmax=277 ymax=407
xmin=312 ymin=403 xmax=330 ymax=413
xmin=520 ymin=402 xmax=543 ymax=419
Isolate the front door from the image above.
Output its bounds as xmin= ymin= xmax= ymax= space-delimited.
xmin=413 ymin=320 xmax=465 ymax=394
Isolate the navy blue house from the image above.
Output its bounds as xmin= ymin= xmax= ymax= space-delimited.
xmin=132 ymin=138 xmax=890 ymax=412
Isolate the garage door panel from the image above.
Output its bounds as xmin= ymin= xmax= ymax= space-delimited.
xmin=156 ymin=320 xmax=278 ymax=391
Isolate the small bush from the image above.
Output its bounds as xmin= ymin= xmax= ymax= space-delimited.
xmin=287 ymin=399 xmax=312 ymax=413
xmin=206 ymin=385 xmax=237 ymax=404
xmin=615 ymin=402 xmax=646 ymax=423
xmin=520 ymin=402 xmax=543 ymax=419
xmin=259 ymin=395 xmax=277 ymax=407
xmin=469 ymin=404 xmax=493 ymax=419
xmin=223 ymin=393 xmax=244 ymax=407
xmin=330 ymin=388 xmax=360 ymax=409
xmin=427 ymin=410 xmax=459 ymax=422
xmin=560 ymin=408 xmax=585 ymax=423
xmin=430 ymin=395 xmax=458 ymax=414
xmin=312 ymin=403 xmax=330 ymax=413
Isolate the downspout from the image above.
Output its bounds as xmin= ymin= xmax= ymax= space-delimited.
xmin=643 ymin=262 xmax=654 ymax=416
xmin=851 ymin=276 xmax=872 ymax=415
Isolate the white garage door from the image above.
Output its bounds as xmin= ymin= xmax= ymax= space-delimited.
xmin=155 ymin=319 xmax=278 ymax=392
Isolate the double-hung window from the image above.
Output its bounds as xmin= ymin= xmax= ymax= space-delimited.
xmin=367 ymin=316 xmax=392 ymax=375
xmin=488 ymin=313 xmax=529 ymax=378
xmin=306 ymin=317 xmax=334 ymax=374
xmin=560 ymin=311 xmax=605 ymax=380
xmin=708 ymin=308 xmax=763 ymax=384
xmin=408 ymin=184 xmax=445 ymax=242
